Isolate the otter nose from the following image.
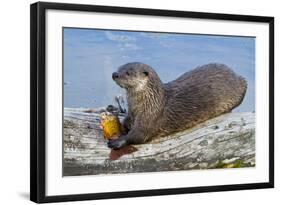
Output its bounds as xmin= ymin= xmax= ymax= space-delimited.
xmin=112 ymin=72 xmax=119 ymax=79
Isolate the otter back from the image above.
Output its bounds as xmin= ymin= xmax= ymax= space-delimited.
xmin=159 ymin=63 xmax=247 ymax=134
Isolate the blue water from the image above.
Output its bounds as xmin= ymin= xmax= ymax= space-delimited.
xmin=64 ymin=28 xmax=255 ymax=112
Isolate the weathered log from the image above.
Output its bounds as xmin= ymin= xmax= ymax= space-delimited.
xmin=63 ymin=108 xmax=255 ymax=176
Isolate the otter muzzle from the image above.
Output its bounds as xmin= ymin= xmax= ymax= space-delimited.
xmin=112 ymin=72 xmax=119 ymax=80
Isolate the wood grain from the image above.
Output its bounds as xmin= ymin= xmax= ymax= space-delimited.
xmin=63 ymin=108 xmax=255 ymax=176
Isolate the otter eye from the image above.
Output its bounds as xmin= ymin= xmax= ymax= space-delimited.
xmin=143 ymin=71 xmax=149 ymax=76
xmin=126 ymin=71 xmax=130 ymax=76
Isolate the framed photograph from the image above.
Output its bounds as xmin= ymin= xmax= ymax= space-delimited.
xmin=30 ymin=2 xmax=274 ymax=203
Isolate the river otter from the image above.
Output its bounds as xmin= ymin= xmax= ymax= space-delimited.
xmin=108 ymin=62 xmax=247 ymax=149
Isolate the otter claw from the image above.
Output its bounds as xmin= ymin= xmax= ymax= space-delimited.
xmin=107 ymin=138 xmax=127 ymax=149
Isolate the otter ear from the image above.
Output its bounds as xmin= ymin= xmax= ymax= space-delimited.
xmin=143 ymin=71 xmax=149 ymax=76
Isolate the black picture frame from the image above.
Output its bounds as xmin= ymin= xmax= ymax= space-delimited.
xmin=30 ymin=1 xmax=274 ymax=203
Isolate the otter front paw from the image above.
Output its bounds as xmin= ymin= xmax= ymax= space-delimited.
xmin=107 ymin=137 xmax=127 ymax=149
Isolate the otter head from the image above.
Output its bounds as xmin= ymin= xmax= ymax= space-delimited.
xmin=112 ymin=62 xmax=159 ymax=92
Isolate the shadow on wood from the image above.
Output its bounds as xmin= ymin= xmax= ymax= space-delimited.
xmin=63 ymin=108 xmax=255 ymax=176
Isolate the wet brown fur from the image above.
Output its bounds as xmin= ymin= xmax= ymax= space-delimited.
xmin=108 ymin=62 xmax=247 ymax=149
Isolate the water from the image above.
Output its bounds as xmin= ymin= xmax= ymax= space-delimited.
xmin=64 ymin=28 xmax=255 ymax=112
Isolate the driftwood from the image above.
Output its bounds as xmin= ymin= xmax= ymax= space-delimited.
xmin=63 ymin=108 xmax=255 ymax=176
